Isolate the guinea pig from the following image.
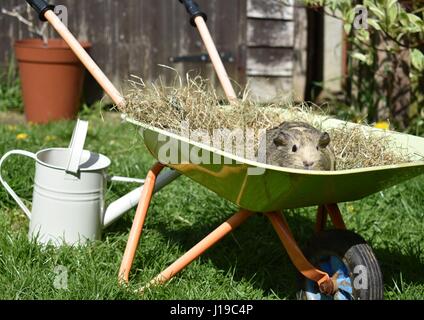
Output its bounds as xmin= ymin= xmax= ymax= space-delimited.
xmin=259 ymin=121 xmax=336 ymax=171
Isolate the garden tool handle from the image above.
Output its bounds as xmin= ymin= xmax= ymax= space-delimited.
xmin=0 ymin=150 xmax=36 ymax=219
xmin=25 ymin=0 xmax=55 ymax=21
xmin=178 ymin=1 xmax=237 ymax=102
xmin=26 ymin=2 xmax=126 ymax=108
xmin=178 ymin=0 xmax=207 ymax=27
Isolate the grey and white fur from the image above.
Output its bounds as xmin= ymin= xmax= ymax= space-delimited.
xmin=259 ymin=121 xmax=336 ymax=171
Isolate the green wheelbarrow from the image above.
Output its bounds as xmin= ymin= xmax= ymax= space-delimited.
xmin=120 ymin=112 xmax=424 ymax=300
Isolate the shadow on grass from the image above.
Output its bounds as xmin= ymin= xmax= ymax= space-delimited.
xmin=106 ymin=204 xmax=424 ymax=299
xmin=102 ymin=174 xmax=424 ymax=299
xmin=374 ymin=248 xmax=424 ymax=290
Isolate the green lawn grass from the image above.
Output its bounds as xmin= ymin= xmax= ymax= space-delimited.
xmin=0 ymin=112 xmax=423 ymax=300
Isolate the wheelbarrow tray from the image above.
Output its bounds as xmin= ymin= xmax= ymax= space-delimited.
xmin=123 ymin=114 xmax=424 ymax=212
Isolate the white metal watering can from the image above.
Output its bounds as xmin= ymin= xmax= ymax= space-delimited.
xmin=0 ymin=120 xmax=150 ymax=246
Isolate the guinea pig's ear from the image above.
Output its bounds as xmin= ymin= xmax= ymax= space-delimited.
xmin=273 ymin=132 xmax=290 ymax=146
xmin=319 ymin=132 xmax=331 ymax=148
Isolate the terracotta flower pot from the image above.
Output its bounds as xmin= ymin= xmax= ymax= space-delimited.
xmin=14 ymin=39 xmax=91 ymax=124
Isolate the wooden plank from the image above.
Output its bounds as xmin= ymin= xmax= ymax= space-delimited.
xmin=292 ymin=6 xmax=308 ymax=101
xmin=247 ymin=0 xmax=294 ymax=20
xmin=247 ymin=76 xmax=293 ymax=102
xmin=76 ymin=0 xmax=115 ymax=103
xmin=212 ymin=0 xmax=247 ymax=87
xmin=247 ymin=19 xmax=294 ymax=47
xmin=323 ymin=14 xmax=343 ymax=92
xmin=236 ymin=0 xmax=248 ymax=86
xmin=247 ymin=47 xmax=293 ymax=77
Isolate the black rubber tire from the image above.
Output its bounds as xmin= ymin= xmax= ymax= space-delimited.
xmin=298 ymin=229 xmax=384 ymax=300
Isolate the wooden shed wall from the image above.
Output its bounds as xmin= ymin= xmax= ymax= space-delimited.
xmin=0 ymin=0 xmax=246 ymax=101
xmin=246 ymin=0 xmax=297 ymax=101
xmin=0 ymin=0 xmax=313 ymax=102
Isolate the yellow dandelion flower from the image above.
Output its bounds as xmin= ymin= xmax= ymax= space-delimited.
xmin=44 ymin=135 xmax=57 ymax=142
xmin=374 ymin=121 xmax=390 ymax=130
xmin=16 ymin=133 xmax=29 ymax=141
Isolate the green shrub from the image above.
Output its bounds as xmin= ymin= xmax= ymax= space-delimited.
xmin=0 ymin=59 xmax=23 ymax=112
xmin=298 ymin=0 xmax=424 ymax=134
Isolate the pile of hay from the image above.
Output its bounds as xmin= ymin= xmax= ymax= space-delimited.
xmin=327 ymin=125 xmax=410 ymax=170
xmin=120 ymin=76 xmax=412 ymax=170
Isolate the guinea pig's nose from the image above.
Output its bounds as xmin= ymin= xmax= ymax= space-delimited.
xmin=303 ymin=161 xmax=314 ymax=168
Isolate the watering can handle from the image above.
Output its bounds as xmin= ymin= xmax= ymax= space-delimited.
xmin=0 ymin=150 xmax=36 ymax=219
xmin=66 ymin=119 xmax=89 ymax=175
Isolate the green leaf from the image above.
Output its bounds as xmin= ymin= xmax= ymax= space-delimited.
xmin=398 ymin=12 xmax=410 ymax=27
xmin=339 ymin=1 xmax=352 ymax=15
xmin=411 ymin=49 xmax=424 ymax=72
xmin=387 ymin=3 xmax=399 ymax=25
xmin=396 ymin=32 xmax=405 ymax=42
xmin=407 ymin=13 xmax=423 ymax=26
xmin=351 ymin=52 xmax=370 ymax=64
xmin=328 ymin=0 xmax=338 ymax=12
xmin=407 ymin=26 xmax=422 ymax=34
xmin=356 ymin=29 xmax=370 ymax=42
xmin=368 ymin=4 xmax=385 ymax=20
xmin=387 ymin=0 xmax=398 ymax=10
xmin=347 ymin=8 xmax=356 ymax=24
xmin=344 ymin=23 xmax=352 ymax=35
xmin=367 ymin=18 xmax=381 ymax=30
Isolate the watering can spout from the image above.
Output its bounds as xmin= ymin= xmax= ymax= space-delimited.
xmin=102 ymin=170 xmax=181 ymax=229
xmin=103 ymin=185 xmax=144 ymax=228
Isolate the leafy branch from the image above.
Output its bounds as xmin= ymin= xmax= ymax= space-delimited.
xmin=1 ymin=4 xmax=48 ymax=45
xmin=287 ymin=0 xmax=424 ymax=130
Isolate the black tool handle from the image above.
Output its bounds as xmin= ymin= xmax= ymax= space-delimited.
xmin=178 ymin=0 xmax=207 ymax=27
xmin=26 ymin=0 xmax=55 ymax=21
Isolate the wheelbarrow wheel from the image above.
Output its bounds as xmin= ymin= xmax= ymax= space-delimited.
xmin=297 ymin=229 xmax=383 ymax=300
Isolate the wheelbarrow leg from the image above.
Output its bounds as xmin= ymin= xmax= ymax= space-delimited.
xmin=316 ymin=204 xmax=346 ymax=232
xmin=119 ymin=162 xmax=165 ymax=283
xmin=315 ymin=205 xmax=328 ymax=233
xmin=325 ymin=204 xmax=346 ymax=230
xmin=143 ymin=210 xmax=253 ymax=291
xmin=265 ymin=212 xmax=336 ymax=295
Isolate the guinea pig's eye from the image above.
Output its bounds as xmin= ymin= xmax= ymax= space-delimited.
xmin=316 ymin=146 xmax=319 ymax=151
xmin=292 ymin=145 xmax=298 ymax=152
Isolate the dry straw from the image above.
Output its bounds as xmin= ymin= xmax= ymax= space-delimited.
xmin=120 ymin=75 xmax=412 ymax=170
